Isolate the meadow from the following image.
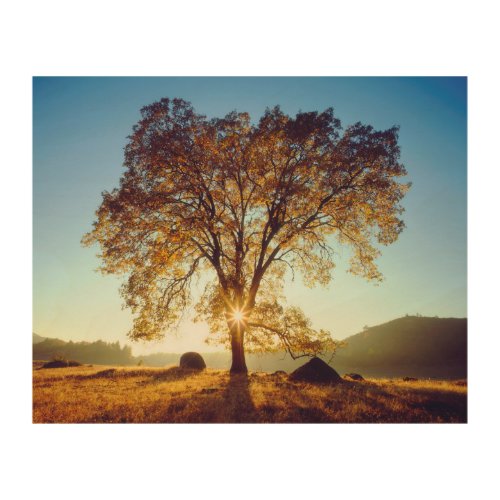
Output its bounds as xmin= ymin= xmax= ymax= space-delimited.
xmin=32 ymin=363 xmax=467 ymax=423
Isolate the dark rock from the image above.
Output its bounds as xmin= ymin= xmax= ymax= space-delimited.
xmin=272 ymin=370 xmax=287 ymax=376
xmin=403 ymin=376 xmax=418 ymax=382
xmin=179 ymin=352 xmax=206 ymax=370
xmin=289 ymin=357 xmax=342 ymax=384
xmin=201 ymin=388 xmax=218 ymax=394
xmin=41 ymin=359 xmax=82 ymax=369
xmin=344 ymin=372 xmax=364 ymax=381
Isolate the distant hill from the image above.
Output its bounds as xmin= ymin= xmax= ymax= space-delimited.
xmin=33 ymin=316 xmax=467 ymax=378
xmin=332 ymin=316 xmax=467 ymax=378
xmin=33 ymin=337 xmax=134 ymax=366
xmin=33 ymin=333 xmax=46 ymax=344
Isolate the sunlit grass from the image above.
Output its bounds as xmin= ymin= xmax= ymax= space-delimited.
xmin=33 ymin=365 xmax=467 ymax=423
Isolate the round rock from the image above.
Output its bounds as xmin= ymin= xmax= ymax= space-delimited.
xmin=179 ymin=352 xmax=206 ymax=370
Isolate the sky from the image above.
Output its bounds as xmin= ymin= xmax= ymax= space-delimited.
xmin=33 ymin=77 xmax=467 ymax=355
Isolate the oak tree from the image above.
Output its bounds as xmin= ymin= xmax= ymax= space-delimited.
xmin=83 ymin=98 xmax=409 ymax=373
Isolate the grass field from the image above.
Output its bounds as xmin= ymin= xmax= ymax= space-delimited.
xmin=32 ymin=364 xmax=467 ymax=423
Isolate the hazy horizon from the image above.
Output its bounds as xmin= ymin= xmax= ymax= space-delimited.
xmin=33 ymin=77 xmax=467 ymax=356
xmin=34 ymin=313 xmax=468 ymax=358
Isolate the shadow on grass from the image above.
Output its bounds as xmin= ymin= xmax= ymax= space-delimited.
xmin=76 ymin=366 xmax=202 ymax=383
xmin=403 ymin=388 xmax=467 ymax=422
xmin=220 ymin=373 xmax=258 ymax=423
xmin=157 ymin=372 xmax=258 ymax=423
xmin=341 ymin=381 xmax=467 ymax=423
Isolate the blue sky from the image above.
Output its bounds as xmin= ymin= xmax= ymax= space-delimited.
xmin=33 ymin=77 xmax=467 ymax=354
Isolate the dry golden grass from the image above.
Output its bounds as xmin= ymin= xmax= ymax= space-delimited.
xmin=33 ymin=364 xmax=467 ymax=423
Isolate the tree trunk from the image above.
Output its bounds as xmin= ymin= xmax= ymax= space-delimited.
xmin=230 ymin=324 xmax=248 ymax=373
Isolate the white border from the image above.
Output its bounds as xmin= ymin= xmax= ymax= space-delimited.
xmin=2 ymin=1 xmax=498 ymax=499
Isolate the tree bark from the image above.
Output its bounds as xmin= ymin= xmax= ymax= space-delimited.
xmin=230 ymin=324 xmax=248 ymax=373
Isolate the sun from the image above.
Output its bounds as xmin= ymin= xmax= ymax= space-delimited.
xmin=233 ymin=310 xmax=244 ymax=322
xmin=230 ymin=308 xmax=247 ymax=325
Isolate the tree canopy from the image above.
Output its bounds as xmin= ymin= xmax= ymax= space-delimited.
xmin=83 ymin=98 xmax=409 ymax=372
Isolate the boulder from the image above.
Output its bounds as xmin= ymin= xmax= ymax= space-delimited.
xmin=344 ymin=372 xmax=364 ymax=381
xmin=41 ymin=359 xmax=82 ymax=369
xmin=289 ymin=357 xmax=342 ymax=384
xmin=403 ymin=376 xmax=418 ymax=382
xmin=179 ymin=352 xmax=206 ymax=370
xmin=272 ymin=370 xmax=287 ymax=376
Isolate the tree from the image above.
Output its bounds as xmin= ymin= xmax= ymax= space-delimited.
xmin=83 ymin=98 xmax=409 ymax=373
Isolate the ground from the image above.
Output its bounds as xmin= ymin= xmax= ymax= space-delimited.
xmin=32 ymin=364 xmax=467 ymax=423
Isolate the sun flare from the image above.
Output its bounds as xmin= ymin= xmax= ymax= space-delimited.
xmin=231 ymin=309 xmax=246 ymax=323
